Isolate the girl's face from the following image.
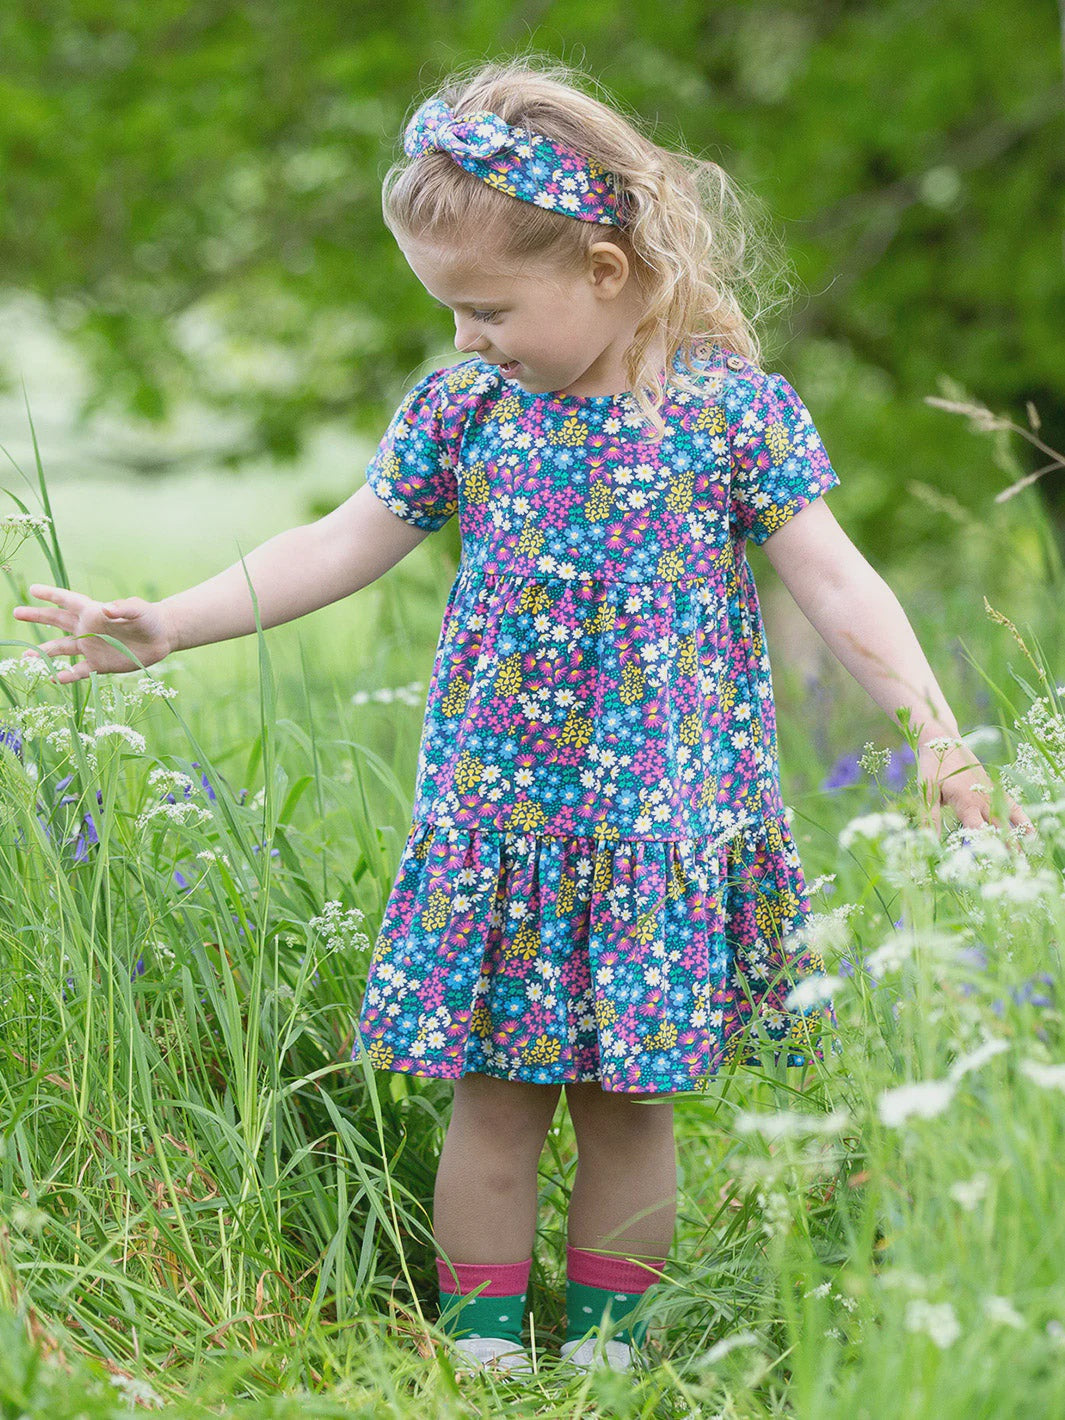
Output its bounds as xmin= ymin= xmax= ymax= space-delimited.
xmin=397 ymin=233 xmax=643 ymax=399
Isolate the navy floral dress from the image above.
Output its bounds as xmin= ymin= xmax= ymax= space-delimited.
xmin=354 ymin=345 xmax=840 ymax=1093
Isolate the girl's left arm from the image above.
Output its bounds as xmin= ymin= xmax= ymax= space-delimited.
xmin=761 ymin=498 xmax=1035 ymax=839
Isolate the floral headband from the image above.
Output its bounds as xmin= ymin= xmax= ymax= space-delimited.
xmin=403 ymin=97 xmax=627 ymax=227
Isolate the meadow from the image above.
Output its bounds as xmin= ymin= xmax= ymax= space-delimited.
xmin=1 ymin=411 xmax=1064 ymax=1419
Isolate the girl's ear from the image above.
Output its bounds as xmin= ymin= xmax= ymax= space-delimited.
xmin=586 ymin=241 xmax=630 ymax=298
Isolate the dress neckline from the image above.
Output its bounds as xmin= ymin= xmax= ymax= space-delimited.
xmin=472 ymin=344 xmax=729 ymax=406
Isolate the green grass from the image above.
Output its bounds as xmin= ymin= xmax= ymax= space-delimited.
xmin=2 ymin=428 xmax=1065 ymax=1417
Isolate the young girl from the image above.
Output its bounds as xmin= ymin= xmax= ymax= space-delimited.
xmin=15 ymin=59 xmax=1033 ymax=1378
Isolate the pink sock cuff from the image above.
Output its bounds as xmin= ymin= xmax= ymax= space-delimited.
xmin=566 ymin=1244 xmax=667 ymax=1293
xmin=436 ymin=1255 xmax=532 ymax=1297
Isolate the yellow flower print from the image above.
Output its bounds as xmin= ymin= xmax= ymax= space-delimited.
xmin=414 ymin=826 xmax=436 ymax=860
xmin=380 ymin=450 xmax=401 ymax=480
xmin=693 ymin=404 xmax=726 ymax=434
xmin=668 ymin=856 xmax=688 ymax=901
xmin=585 ymin=481 xmax=614 ymax=521
xmin=586 ymin=600 xmax=615 ymax=634
xmin=518 ymin=584 xmax=551 ymax=613
xmin=471 ymin=1003 xmax=493 ymax=1038
xmin=483 ymin=171 xmax=519 ymax=197
xmin=679 ymin=713 xmax=702 ymax=747
xmin=559 ymin=704 xmax=593 ymax=748
xmin=453 ymin=750 xmax=485 ymax=793
xmin=504 ymin=918 xmax=541 ymax=962
xmin=645 ymin=1020 xmax=678 ymax=1050
xmin=592 ymin=852 xmax=613 ymax=894
xmin=517 ymin=523 xmax=545 ymax=557
xmin=765 ymin=420 xmax=791 ymax=462
xmin=465 ymin=463 xmax=490 ymax=504
xmin=656 ymin=548 xmax=684 ymax=579
xmin=368 ymin=1040 xmax=394 ymax=1067
xmin=507 ymin=801 xmax=546 ymax=832
xmin=764 ymin=817 xmax=785 ymax=854
xmin=665 ymin=470 xmax=693 ymax=514
xmin=551 ymin=416 xmax=588 ymax=447
xmin=441 ymin=676 xmax=470 ymax=717
xmin=758 ymin=504 xmax=792 ymax=537
xmin=421 ymin=889 xmax=452 ymax=931
xmin=556 ymin=875 xmax=577 ymax=916
xmin=490 ymin=394 xmax=523 ymax=422
xmin=635 ymin=909 xmax=658 ymax=945
xmin=444 ymin=364 xmax=483 ymax=392
xmin=678 ymin=636 xmax=697 ymax=677
xmin=620 ymin=660 xmax=646 ymax=705
xmin=495 ymin=652 xmax=523 ymax=697
xmin=370 ymin=938 xmax=393 ymax=966
xmin=594 ymin=999 xmax=618 ymax=1028
xmin=524 ymin=1034 xmax=562 ymax=1065
xmin=697 ymin=774 xmax=718 ymax=808
xmin=719 ymin=676 xmax=737 ymax=714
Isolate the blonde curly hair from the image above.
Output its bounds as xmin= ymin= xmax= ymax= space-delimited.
xmin=383 ymin=55 xmax=790 ymax=439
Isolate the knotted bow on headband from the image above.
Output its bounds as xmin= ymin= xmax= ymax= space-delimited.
xmin=403 ymin=97 xmax=627 ymax=227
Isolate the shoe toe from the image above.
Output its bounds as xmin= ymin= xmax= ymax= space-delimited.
xmin=559 ymin=1336 xmax=633 ymax=1371
xmin=450 ymin=1336 xmax=532 ymax=1374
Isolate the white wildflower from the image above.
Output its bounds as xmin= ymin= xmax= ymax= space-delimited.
xmin=784 ymin=974 xmax=843 ymax=1010
xmin=0 ymin=655 xmax=56 ymax=683
xmin=949 ymin=1172 xmax=990 ymax=1210
xmin=805 ymin=873 xmax=837 ymax=895
xmin=309 ymin=899 xmax=370 ymax=953
xmin=352 ymin=679 xmax=425 ymax=707
xmin=1019 ymin=1058 xmax=1065 ymax=1091
xmin=109 ymin=1374 xmax=164 ymax=1409
xmin=131 ymin=675 xmax=178 ymax=701
xmin=984 ymin=1295 xmax=1025 ymax=1329
xmin=756 ymin=1188 xmax=792 ymax=1239
xmin=148 ymin=767 xmax=195 ymax=795
xmin=979 ymin=869 xmax=1059 ymax=902
xmin=947 ymin=1036 xmax=1009 ymax=1082
xmin=136 ymin=801 xmax=212 ymax=830
xmin=924 ymin=736 xmax=964 ymax=755
xmin=838 ymin=812 xmax=908 ymax=851
xmin=700 ymin=1330 xmax=762 ymax=1365
xmin=858 ymin=742 xmax=892 ymax=776
xmin=14 ymin=704 xmax=71 ymax=737
xmin=196 ymin=849 xmax=230 ymax=868
xmin=735 ymin=1106 xmax=852 ymax=1141
xmin=877 ymin=1079 xmax=956 ymax=1127
xmin=93 ymin=723 xmax=147 ymax=753
xmin=804 ymin=1281 xmax=833 ymax=1299
xmin=904 ymin=1298 xmax=961 ymax=1348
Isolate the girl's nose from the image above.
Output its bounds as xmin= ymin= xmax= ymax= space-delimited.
xmin=454 ymin=318 xmax=487 ymax=353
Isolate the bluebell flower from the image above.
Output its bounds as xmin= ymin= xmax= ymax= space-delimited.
xmin=0 ymin=725 xmax=23 ymax=759
xmin=822 ymin=753 xmax=860 ymax=791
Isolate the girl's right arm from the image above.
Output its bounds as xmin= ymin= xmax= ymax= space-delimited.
xmin=12 ymin=484 xmax=433 ymax=684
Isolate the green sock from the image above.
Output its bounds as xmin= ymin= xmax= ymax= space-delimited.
xmin=438 ymin=1287 xmax=526 ymax=1347
xmin=565 ymin=1277 xmax=650 ymax=1346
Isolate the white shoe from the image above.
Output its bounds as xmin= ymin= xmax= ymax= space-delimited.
xmin=449 ymin=1335 xmax=533 ymax=1375
xmin=559 ymin=1335 xmax=634 ymax=1371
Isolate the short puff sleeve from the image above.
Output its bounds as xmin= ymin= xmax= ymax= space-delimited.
xmin=364 ymin=366 xmax=466 ymax=532
xmin=726 ymin=368 xmax=839 ymax=546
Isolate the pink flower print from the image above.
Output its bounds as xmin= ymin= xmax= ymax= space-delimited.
xmin=632 ymin=742 xmax=665 ymax=779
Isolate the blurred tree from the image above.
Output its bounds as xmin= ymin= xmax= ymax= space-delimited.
xmin=0 ymin=0 xmax=1062 ymax=557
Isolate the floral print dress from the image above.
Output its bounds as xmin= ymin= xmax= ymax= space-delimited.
xmin=354 ymin=345 xmax=840 ymax=1094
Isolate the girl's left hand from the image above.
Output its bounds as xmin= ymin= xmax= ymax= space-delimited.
xmin=916 ymin=737 xmax=1036 ymax=845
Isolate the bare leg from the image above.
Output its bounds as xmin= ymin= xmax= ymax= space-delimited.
xmin=433 ymin=1073 xmax=563 ymax=1265
xmin=564 ymin=1083 xmax=677 ymax=1262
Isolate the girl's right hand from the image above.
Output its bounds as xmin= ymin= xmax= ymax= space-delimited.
xmin=12 ymin=585 xmax=176 ymax=684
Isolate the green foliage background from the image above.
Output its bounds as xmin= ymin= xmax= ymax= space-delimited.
xmin=1 ymin=0 xmax=1063 ymax=562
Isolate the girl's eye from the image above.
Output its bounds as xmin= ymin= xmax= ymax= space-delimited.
xmin=471 ymin=310 xmax=500 ymax=322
